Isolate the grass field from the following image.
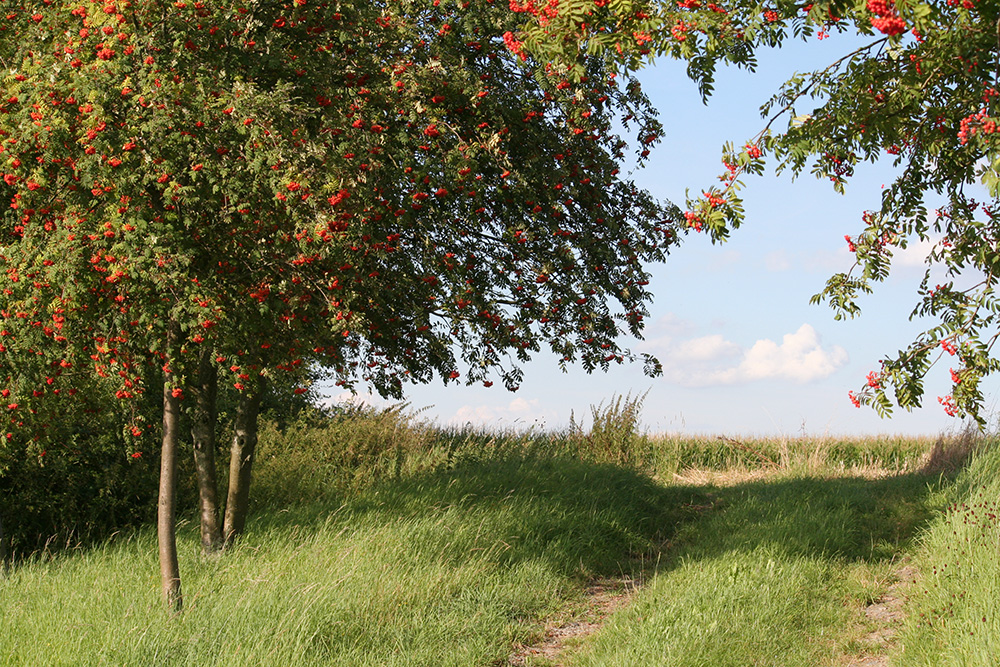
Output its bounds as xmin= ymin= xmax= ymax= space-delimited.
xmin=1 ymin=453 xmax=707 ymax=666
xmin=0 ymin=400 xmax=994 ymax=666
xmin=893 ymin=440 xmax=1000 ymax=666
xmin=563 ymin=470 xmax=941 ymax=666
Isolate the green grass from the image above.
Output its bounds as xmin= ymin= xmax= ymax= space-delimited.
xmin=564 ymin=471 xmax=941 ymax=667
xmin=1 ymin=401 xmax=978 ymax=666
xmin=638 ymin=432 xmax=938 ymax=478
xmin=0 ymin=457 xmax=704 ymax=666
xmin=894 ymin=443 xmax=1000 ymax=666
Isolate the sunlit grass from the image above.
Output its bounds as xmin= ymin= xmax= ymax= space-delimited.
xmin=563 ymin=468 xmax=941 ymax=667
xmin=0 ymin=457 xmax=703 ymax=666
xmin=0 ymin=400 xmax=972 ymax=666
xmin=895 ymin=441 xmax=1000 ymax=666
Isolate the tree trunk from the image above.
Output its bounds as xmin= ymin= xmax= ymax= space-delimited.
xmin=0 ymin=509 xmax=9 ymax=574
xmin=159 ymin=366 xmax=183 ymax=612
xmin=191 ymin=349 xmax=222 ymax=555
xmin=223 ymin=379 xmax=265 ymax=547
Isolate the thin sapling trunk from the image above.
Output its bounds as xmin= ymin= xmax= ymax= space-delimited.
xmin=159 ymin=365 xmax=183 ymax=612
xmin=223 ymin=379 xmax=265 ymax=547
xmin=191 ymin=349 xmax=222 ymax=554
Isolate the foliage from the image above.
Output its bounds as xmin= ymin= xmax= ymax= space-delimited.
xmin=0 ymin=438 xmax=166 ymax=556
xmin=0 ymin=0 xmax=683 ymax=604
xmin=0 ymin=0 xmax=679 ymax=440
xmin=0 ymin=370 xmax=168 ymax=560
xmin=508 ymin=0 xmax=1000 ymax=424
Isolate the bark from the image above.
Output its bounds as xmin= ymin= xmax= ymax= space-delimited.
xmin=223 ymin=379 xmax=265 ymax=547
xmin=191 ymin=349 xmax=222 ymax=555
xmin=0 ymin=510 xmax=8 ymax=574
xmin=159 ymin=364 xmax=183 ymax=612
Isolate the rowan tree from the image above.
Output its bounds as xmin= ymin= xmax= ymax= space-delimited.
xmin=0 ymin=0 xmax=680 ymax=609
xmin=509 ymin=0 xmax=1000 ymax=424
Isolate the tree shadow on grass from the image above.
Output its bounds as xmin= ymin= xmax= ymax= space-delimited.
xmin=172 ymin=464 xmax=945 ymax=667
xmin=688 ymin=472 xmax=941 ymax=565
xmin=249 ymin=457 xmax=947 ymax=588
xmin=250 ymin=456 xmax=714 ymax=580
xmin=232 ymin=458 xmax=719 ymax=666
xmin=554 ymin=473 xmax=949 ymax=667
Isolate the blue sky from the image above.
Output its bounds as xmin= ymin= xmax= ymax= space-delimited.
xmin=322 ymin=32 xmax=999 ymax=437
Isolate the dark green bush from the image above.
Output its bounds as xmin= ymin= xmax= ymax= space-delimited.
xmin=0 ymin=392 xmax=166 ymax=560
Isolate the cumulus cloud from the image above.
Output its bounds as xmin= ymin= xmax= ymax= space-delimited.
xmin=672 ymin=334 xmax=742 ymax=362
xmin=652 ymin=324 xmax=848 ymax=387
xmin=448 ymin=397 xmax=552 ymax=428
xmin=894 ymin=236 xmax=937 ymax=268
xmin=731 ymin=324 xmax=849 ymax=382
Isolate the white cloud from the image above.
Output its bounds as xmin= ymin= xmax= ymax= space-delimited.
xmin=672 ymin=334 xmax=742 ymax=362
xmin=735 ymin=324 xmax=848 ymax=382
xmin=450 ymin=404 xmax=502 ymax=424
xmin=894 ymin=237 xmax=937 ymax=268
xmin=651 ymin=324 xmax=848 ymax=387
xmin=322 ymin=390 xmax=391 ymax=410
xmin=448 ymin=397 xmax=552 ymax=429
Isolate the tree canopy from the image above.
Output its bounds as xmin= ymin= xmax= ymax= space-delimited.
xmin=0 ymin=0 xmax=680 ymax=608
xmin=0 ymin=0 xmax=678 ymax=432
xmin=509 ymin=0 xmax=1000 ymax=424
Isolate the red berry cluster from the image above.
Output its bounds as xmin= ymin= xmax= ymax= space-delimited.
xmin=938 ymin=395 xmax=958 ymax=417
xmin=632 ymin=30 xmax=652 ymax=46
xmin=848 ymin=390 xmax=862 ymax=408
xmin=867 ymin=0 xmax=906 ymax=35
xmin=503 ymin=30 xmax=526 ymax=60
xmin=508 ymin=0 xmax=559 ymax=26
xmin=958 ymin=109 xmax=996 ymax=145
xmin=866 ymin=371 xmax=882 ymax=389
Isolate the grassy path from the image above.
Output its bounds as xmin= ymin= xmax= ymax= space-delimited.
xmin=0 ymin=433 xmax=967 ymax=667
xmin=0 ymin=458 xmax=707 ymax=666
xmin=557 ymin=470 xmax=941 ymax=667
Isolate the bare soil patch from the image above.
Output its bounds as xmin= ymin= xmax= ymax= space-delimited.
xmin=506 ymin=493 xmax=719 ymax=666
xmin=506 ymin=575 xmax=639 ymax=667
xmin=842 ymin=562 xmax=920 ymax=667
